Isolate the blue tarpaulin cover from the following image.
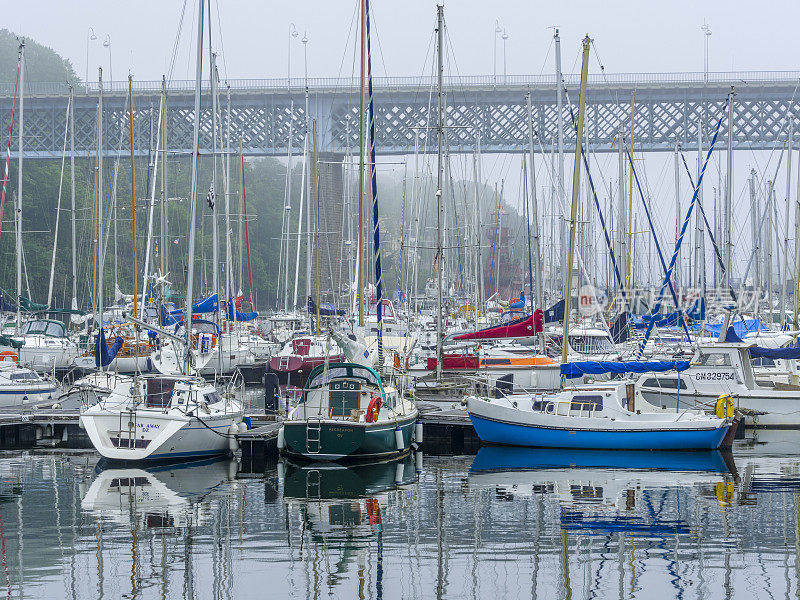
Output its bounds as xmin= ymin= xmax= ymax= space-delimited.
xmin=508 ymin=292 xmax=525 ymax=310
xmin=225 ymin=299 xmax=258 ymax=322
xmin=95 ymin=327 xmax=124 ymax=368
xmin=560 ymin=360 xmax=691 ymax=379
xmin=750 ymin=346 xmax=800 ymax=360
xmin=169 ymin=293 xmax=219 ymax=316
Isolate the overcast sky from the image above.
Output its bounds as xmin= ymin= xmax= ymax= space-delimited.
xmin=6 ymin=1 xmax=800 ymax=283
xmin=6 ymin=1 xmax=800 ymax=83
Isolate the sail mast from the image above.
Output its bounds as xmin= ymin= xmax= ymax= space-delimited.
xmin=185 ymin=0 xmax=205 ymax=371
xmin=129 ymin=75 xmax=138 ymax=318
xmin=70 ymin=85 xmax=77 ymax=310
xmin=435 ymin=4 xmax=445 ymax=381
xmin=357 ymin=0 xmax=366 ymax=327
xmin=15 ymin=40 xmax=24 ymax=336
xmin=561 ymin=36 xmax=591 ymax=368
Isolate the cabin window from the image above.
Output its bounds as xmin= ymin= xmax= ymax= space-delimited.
xmin=751 ymin=357 xmax=776 ymax=367
xmin=642 ymin=377 xmax=687 ymax=390
xmin=146 ymin=379 xmax=176 ymax=409
xmin=9 ymin=372 xmax=39 ymax=381
xmin=570 ymin=394 xmax=603 ymax=411
xmin=329 ymin=380 xmax=361 ymax=417
xmin=697 ymin=353 xmax=731 ymax=367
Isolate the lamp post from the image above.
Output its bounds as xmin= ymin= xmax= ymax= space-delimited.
xmin=502 ymin=29 xmax=509 ymax=83
xmin=288 ymin=23 xmax=299 ymax=90
xmin=493 ymin=20 xmax=502 ymax=85
xmin=103 ymin=34 xmax=112 ymax=88
xmin=85 ymin=27 xmax=97 ymax=92
xmin=702 ymin=21 xmax=711 ymax=84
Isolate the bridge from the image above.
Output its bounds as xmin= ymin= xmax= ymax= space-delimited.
xmin=1 ymin=71 xmax=799 ymax=159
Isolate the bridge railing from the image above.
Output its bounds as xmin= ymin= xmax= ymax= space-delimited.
xmin=2 ymin=71 xmax=800 ymax=97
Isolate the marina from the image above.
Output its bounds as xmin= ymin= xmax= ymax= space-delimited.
xmin=3 ymin=0 xmax=800 ymax=596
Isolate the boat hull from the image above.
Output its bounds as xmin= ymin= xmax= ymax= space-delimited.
xmin=469 ymin=412 xmax=729 ymax=451
xmin=81 ymin=410 xmax=239 ymax=461
xmin=282 ymin=412 xmax=418 ymax=461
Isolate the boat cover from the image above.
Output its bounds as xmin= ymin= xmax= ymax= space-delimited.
xmin=169 ymin=293 xmax=219 ymax=316
xmin=453 ymin=310 xmax=543 ymax=341
xmin=225 ymin=299 xmax=257 ymax=322
xmin=507 ymin=292 xmax=525 ymax=310
xmin=95 ymin=327 xmax=124 ymax=368
xmin=560 ymin=360 xmax=691 ymax=379
xmin=750 ymin=346 xmax=800 ymax=360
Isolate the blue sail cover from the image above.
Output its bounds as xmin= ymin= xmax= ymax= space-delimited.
xmin=691 ymin=319 xmax=767 ymax=338
xmin=560 ymin=360 xmax=691 ymax=379
xmin=169 ymin=293 xmax=219 ymax=316
xmin=159 ymin=305 xmax=180 ymax=327
xmin=508 ymin=291 xmax=525 ymax=310
xmin=225 ymin=299 xmax=258 ymax=322
xmin=750 ymin=346 xmax=800 ymax=360
xmin=94 ymin=327 xmax=124 ymax=368
xmin=543 ymin=299 xmax=565 ymax=323
xmin=643 ymin=312 xmax=683 ymax=327
xmin=686 ymin=297 xmax=706 ymax=321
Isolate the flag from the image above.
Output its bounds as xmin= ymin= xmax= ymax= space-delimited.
xmin=206 ymin=184 xmax=215 ymax=209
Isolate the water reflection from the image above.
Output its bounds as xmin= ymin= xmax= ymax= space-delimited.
xmin=82 ymin=457 xmax=237 ymax=529
xmin=3 ymin=438 xmax=800 ymax=598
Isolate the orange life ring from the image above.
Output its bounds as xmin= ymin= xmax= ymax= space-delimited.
xmin=365 ymin=394 xmax=382 ymax=423
xmin=0 ymin=350 xmax=18 ymax=363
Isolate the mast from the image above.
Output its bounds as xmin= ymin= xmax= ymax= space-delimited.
xmin=724 ymin=87 xmax=734 ymax=297
xmin=129 ymin=75 xmax=138 ymax=318
xmin=160 ymin=76 xmax=167 ymax=283
xmin=313 ymin=119 xmax=320 ymax=336
xmin=554 ymin=29 xmax=566 ymax=288
xmin=97 ymin=67 xmax=104 ymax=336
xmin=435 ymin=4 xmax=445 ymax=380
xmin=70 ymin=85 xmax=77 ymax=310
xmin=627 ymin=93 xmax=635 ymax=290
xmin=292 ymin=134 xmax=308 ymax=310
xmin=673 ymin=142 xmax=681 ymax=293
xmin=47 ymin=97 xmax=71 ymax=307
xmin=185 ymin=0 xmax=205 ymax=370
xmin=617 ymin=126 xmax=626 ymax=298
xmin=767 ymin=180 xmax=774 ymax=322
xmin=209 ymin=49 xmax=219 ymax=315
xmin=781 ymin=115 xmax=793 ymax=328
xmin=472 ymin=139 xmax=480 ymax=329
xmin=792 ymin=120 xmax=800 ymax=335
xmin=15 ymin=40 xmax=24 ymax=335
xmin=140 ymin=88 xmax=163 ymax=319
xmin=696 ymin=119 xmax=705 ymax=292
xmin=526 ymin=93 xmax=542 ymax=318
xmin=357 ymin=0 xmax=366 ymax=327
xmin=224 ymin=86 xmax=233 ymax=315
xmin=365 ymin=0 xmax=385 ymax=367
xmin=561 ymin=36 xmax=591 ymax=367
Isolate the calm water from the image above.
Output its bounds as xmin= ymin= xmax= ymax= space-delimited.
xmin=2 ymin=431 xmax=800 ymax=599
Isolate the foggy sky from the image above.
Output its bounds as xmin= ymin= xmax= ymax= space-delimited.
xmin=5 ymin=1 xmax=800 ymax=83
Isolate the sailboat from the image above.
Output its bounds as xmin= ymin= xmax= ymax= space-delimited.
xmin=80 ymin=1 xmax=244 ymax=462
xmin=279 ymin=0 xmax=418 ymax=462
xmin=466 ymin=38 xmax=734 ymax=451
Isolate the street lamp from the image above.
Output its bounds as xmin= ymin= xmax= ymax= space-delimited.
xmin=85 ymin=27 xmax=97 ymax=92
xmin=701 ymin=21 xmax=711 ymax=83
xmin=288 ymin=23 xmax=299 ymax=90
xmin=502 ymin=29 xmax=509 ymax=83
xmin=493 ymin=20 xmax=502 ymax=85
xmin=103 ymin=35 xmax=112 ymax=87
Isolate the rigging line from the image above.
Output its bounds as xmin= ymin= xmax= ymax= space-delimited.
xmin=167 ymin=0 xmax=190 ymax=83
xmin=626 ymin=147 xmax=693 ymax=340
xmin=638 ymin=107 xmax=727 ymax=358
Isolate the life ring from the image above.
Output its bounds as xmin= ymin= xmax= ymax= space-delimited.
xmin=365 ymin=394 xmax=382 ymax=423
xmin=715 ymin=394 xmax=734 ymax=419
xmin=0 ymin=350 xmax=18 ymax=363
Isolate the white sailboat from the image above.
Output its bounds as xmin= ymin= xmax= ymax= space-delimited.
xmin=80 ymin=1 xmax=244 ymax=461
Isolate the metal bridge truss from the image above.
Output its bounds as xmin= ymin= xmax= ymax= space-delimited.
xmin=1 ymin=73 xmax=799 ymax=159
